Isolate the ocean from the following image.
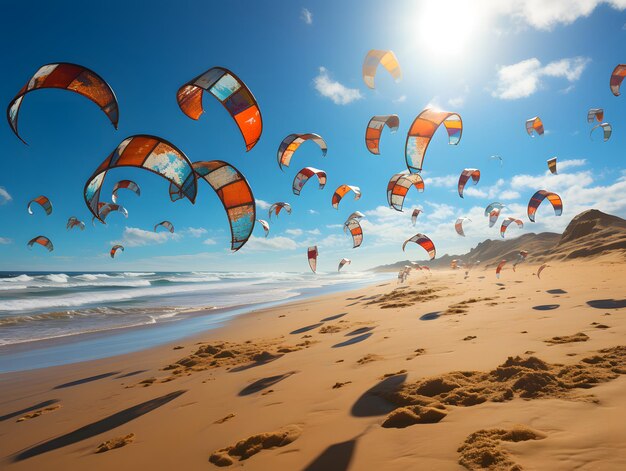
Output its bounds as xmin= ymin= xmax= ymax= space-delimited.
xmin=0 ymin=270 xmax=388 ymax=370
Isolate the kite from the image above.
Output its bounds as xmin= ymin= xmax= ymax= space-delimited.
xmin=7 ymin=63 xmax=119 ymax=144
xmin=277 ymin=133 xmax=327 ymax=170
xmin=308 ymin=246 xmax=318 ymax=273
xmin=547 ymin=157 xmax=557 ymax=175
xmin=587 ymin=108 xmax=604 ymax=123
xmin=85 ymin=135 xmax=197 ymax=223
xmin=344 ymin=218 xmax=363 ymax=248
xmin=27 ymin=235 xmax=53 ymax=252
xmin=484 ymin=202 xmax=505 ymax=217
xmin=402 ymin=233 xmax=435 ymax=260
xmin=66 ymin=217 xmax=85 ymax=231
xmin=257 ymin=219 xmax=270 ymax=237
xmin=268 ymin=202 xmax=292 ymax=219
xmin=455 ymin=217 xmax=471 ymax=237
xmin=27 ymin=196 xmax=52 ymax=216
xmin=590 ymin=122 xmax=612 ymax=142
xmin=490 ymin=155 xmax=503 ymax=166
xmin=526 ymin=116 xmax=544 ymax=137
xmin=527 ymin=190 xmax=563 ymax=222
xmin=610 ymin=64 xmax=626 ymax=96
xmin=500 ymin=217 xmax=523 ymax=238
xmin=332 ymin=185 xmax=361 ymax=209
xmin=154 ymin=221 xmax=175 ymax=233
xmin=489 ymin=208 xmax=502 ymax=228
xmin=513 ymin=250 xmax=529 ymax=271
xmin=293 ymin=167 xmax=327 ymax=195
xmin=112 ymin=180 xmax=140 ymax=204
xmin=362 ymin=50 xmax=402 ymax=89
xmin=345 ymin=211 xmax=365 ymax=224
xmin=365 ymin=115 xmax=399 ymax=154
xmin=338 ymin=258 xmax=351 ymax=272
xmin=177 ymin=67 xmax=262 ymax=151
xmin=92 ymin=202 xmax=128 ymax=225
xmin=110 ymin=244 xmax=124 ymax=258
xmin=193 ymin=161 xmax=255 ymax=251
xmin=411 ymin=208 xmax=422 ymax=226
xmin=405 ymin=108 xmax=462 ymax=173
xmin=458 ymin=168 xmax=480 ymax=198
xmin=495 ymin=259 xmax=507 ymax=279
xmin=387 ymin=171 xmax=424 ymax=211
xmin=537 ymin=263 xmax=549 ymax=279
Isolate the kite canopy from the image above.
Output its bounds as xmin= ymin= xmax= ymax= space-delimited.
xmin=66 ymin=217 xmax=85 ymax=231
xmin=484 ymin=202 xmax=505 ymax=217
xmin=7 ymin=63 xmax=119 ymax=144
xmin=495 ymin=259 xmax=507 ymax=279
xmin=458 ymin=169 xmax=480 ymax=198
xmin=500 ymin=217 xmax=523 ymax=238
xmin=344 ymin=218 xmax=363 ymax=248
xmin=27 ymin=196 xmax=52 ymax=216
xmin=489 ymin=208 xmax=502 ymax=228
xmin=387 ymin=171 xmax=424 ymax=211
xmin=345 ymin=211 xmax=365 ymax=225
xmin=110 ymin=244 xmax=124 ymax=258
xmin=193 ymin=161 xmax=255 ymax=252
xmin=28 ymin=235 xmax=53 ymax=252
xmin=308 ymin=246 xmax=318 ymax=273
xmin=338 ymin=258 xmax=351 ymax=272
xmin=590 ymin=122 xmax=612 ymax=142
xmin=547 ymin=157 xmax=557 ymax=175
xmin=411 ymin=208 xmax=422 ymax=226
xmin=84 ymin=135 xmax=197 ymax=223
xmin=154 ymin=220 xmax=175 ymax=233
xmin=93 ymin=203 xmax=128 ymax=225
xmin=277 ymin=134 xmax=327 ymax=170
xmin=332 ymin=185 xmax=361 ymax=209
xmin=257 ymin=219 xmax=270 ymax=237
xmin=293 ymin=167 xmax=327 ymax=195
xmin=610 ymin=64 xmax=626 ymax=96
xmin=405 ymin=108 xmax=462 ymax=173
xmin=402 ymin=233 xmax=436 ymax=260
xmin=268 ymin=202 xmax=292 ymax=219
xmin=537 ymin=263 xmax=549 ymax=279
xmin=527 ymin=190 xmax=563 ymax=222
xmin=365 ymin=115 xmax=399 ymax=154
xmin=112 ymin=180 xmax=140 ymax=204
xmin=362 ymin=50 xmax=402 ymax=89
xmin=526 ymin=116 xmax=544 ymax=137
xmin=587 ymin=108 xmax=604 ymax=123
xmin=177 ymin=67 xmax=262 ymax=151
xmin=455 ymin=217 xmax=471 ymax=237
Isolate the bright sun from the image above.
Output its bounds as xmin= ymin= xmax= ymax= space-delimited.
xmin=415 ymin=0 xmax=483 ymax=61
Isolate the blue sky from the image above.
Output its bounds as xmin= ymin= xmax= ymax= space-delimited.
xmin=1 ymin=0 xmax=625 ymax=273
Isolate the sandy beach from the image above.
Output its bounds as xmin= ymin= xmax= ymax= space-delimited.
xmin=2 ymin=256 xmax=625 ymax=470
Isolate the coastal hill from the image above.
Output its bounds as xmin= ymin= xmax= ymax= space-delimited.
xmin=372 ymin=209 xmax=626 ymax=271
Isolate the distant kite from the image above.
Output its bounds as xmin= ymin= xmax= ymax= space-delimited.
xmin=362 ymin=50 xmax=402 ymax=89
xmin=365 ymin=115 xmax=399 ymax=154
xmin=526 ymin=116 xmax=544 ymax=137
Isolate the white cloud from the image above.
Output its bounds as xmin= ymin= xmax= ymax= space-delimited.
xmin=314 ymin=67 xmax=363 ymax=105
xmin=0 ymin=237 xmax=12 ymax=244
xmin=242 ymin=235 xmax=298 ymax=252
xmin=308 ymin=209 xmax=319 ymax=214
xmin=203 ymin=238 xmax=217 ymax=245
xmin=255 ymin=199 xmax=271 ymax=210
xmin=0 ymin=187 xmax=12 ymax=204
xmin=423 ymin=174 xmax=457 ymax=188
xmin=463 ymin=179 xmax=520 ymax=200
xmin=555 ymin=159 xmax=586 ymax=172
xmin=117 ymin=227 xmax=180 ymax=247
xmin=393 ymin=95 xmax=407 ymax=104
xmin=301 ymin=7 xmax=313 ymax=24
xmin=285 ymin=228 xmax=303 ymax=236
xmin=447 ymin=84 xmax=470 ymax=108
xmin=307 ymin=228 xmax=321 ymax=235
xmin=183 ymin=227 xmax=207 ymax=237
xmin=492 ymin=56 xmax=590 ymax=100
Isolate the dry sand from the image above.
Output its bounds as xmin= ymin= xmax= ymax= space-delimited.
xmin=1 ymin=256 xmax=625 ymax=470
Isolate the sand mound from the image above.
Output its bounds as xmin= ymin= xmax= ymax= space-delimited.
xmin=382 ymin=405 xmax=447 ymax=428
xmin=457 ymin=426 xmax=546 ymax=470
xmin=209 ymin=425 xmax=301 ymax=467
xmin=367 ymin=287 xmax=442 ymax=309
xmin=544 ymin=332 xmax=589 ymax=344
xmin=96 ymin=433 xmax=135 ymax=453
xmin=373 ymin=346 xmax=626 ymax=426
xmin=556 ymin=209 xmax=626 ymax=259
xmin=16 ymin=404 xmax=61 ymax=422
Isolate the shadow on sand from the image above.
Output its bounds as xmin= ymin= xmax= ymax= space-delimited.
xmin=53 ymin=371 xmax=121 ymax=390
xmin=0 ymin=399 xmax=59 ymax=423
xmin=420 ymin=311 xmax=442 ymax=321
xmin=345 ymin=327 xmax=375 ymax=337
xmin=351 ymin=374 xmax=406 ymax=417
xmin=115 ymin=370 xmax=148 ymax=379
xmin=546 ymin=289 xmax=567 ymax=294
xmin=238 ymin=372 xmax=297 ymax=396
xmin=532 ymin=304 xmax=560 ymax=311
xmin=290 ymin=323 xmax=324 ymax=335
xmin=13 ymin=390 xmax=186 ymax=462
xmin=587 ymin=299 xmax=626 ymax=309
xmin=332 ymin=333 xmax=372 ymax=348
xmin=320 ymin=313 xmax=347 ymax=322
xmin=302 ymin=438 xmax=358 ymax=471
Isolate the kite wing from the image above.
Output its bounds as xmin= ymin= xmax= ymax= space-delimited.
xmin=387 ymin=171 xmax=424 ymax=211
xmin=402 ymin=233 xmax=436 ymax=260
xmin=590 ymin=122 xmax=612 ymax=142
xmin=332 ymin=185 xmax=361 ymax=209
xmin=587 ymin=108 xmax=604 ymax=123
xmin=405 ymin=108 xmax=462 ymax=173
xmin=458 ymin=168 xmax=480 ymax=198
xmin=610 ymin=64 xmax=626 ymax=96
xmin=257 ymin=219 xmax=270 ymax=237
xmin=484 ymin=202 xmax=505 ymax=217
xmin=177 ymin=67 xmax=262 ymax=151
xmin=110 ymin=244 xmax=124 ymax=258
xmin=526 ymin=116 xmax=544 ymax=137
xmin=193 ymin=161 xmax=255 ymax=251
xmin=500 ymin=217 xmax=523 ymax=238
xmin=112 ymin=180 xmax=140 ymax=204
xmin=85 ymin=135 xmax=197 ymax=222
xmin=27 ymin=195 xmax=52 ymax=216
xmin=537 ymin=263 xmax=548 ymax=279
xmin=293 ymin=167 xmax=327 ymax=195
xmin=308 ymin=246 xmax=318 ymax=273
xmin=547 ymin=157 xmax=557 ymax=175
xmin=344 ymin=218 xmax=363 ymax=248
xmin=154 ymin=220 xmax=175 ymax=233
xmin=66 ymin=217 xmax=85 ymax=231
xmin=338 ymin=258 xmax=351 ymax=272
xmin=365 ymin=115 xmax=400 ymax=154
xmin=7 ymin=63 xmax=118 ymax=144
xmin=411 ymin=208 xmax=422 ymax=226
xmin=362 ymin=50 xmax=402 ymax=89
xmin=455 ymin=217 xmax=470 ymax=237
xmin=277 ymin=133 xmax=327 ymax=170
xmin=27 ymin=235 xmax=53 ymax=252
xmin=495 ymin=259 xmax=507 ymax=278
xmin=268 ymin=202 xmax=292 ymax=219
xmin=527 ymin=190 xmax=563 ymax=222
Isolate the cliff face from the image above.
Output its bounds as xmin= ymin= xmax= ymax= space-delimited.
xmin=371 ymin=210 xmax=626 ymax=271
